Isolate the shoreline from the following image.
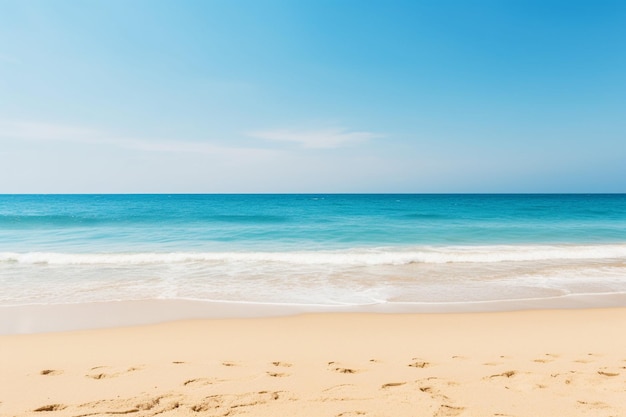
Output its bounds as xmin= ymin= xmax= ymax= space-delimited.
xmin=2 ymin=308 xmax=625 ymax=416
xmin=4 ymin=292 xmax=626 ymax=334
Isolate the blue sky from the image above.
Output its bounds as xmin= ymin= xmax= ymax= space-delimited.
xmin=1 ymin=0 xmax=625 ymax=193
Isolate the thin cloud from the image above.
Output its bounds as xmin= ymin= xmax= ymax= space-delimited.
xmin=248 ymin=128 xmax=382 ymax=149
xmin=0 ymin=120 xmax=269 ymax=156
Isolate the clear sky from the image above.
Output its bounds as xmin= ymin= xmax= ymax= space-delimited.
xmin=1 ymin=0 xmax=625 ymax=193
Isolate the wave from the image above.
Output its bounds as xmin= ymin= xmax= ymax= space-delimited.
xmin=2 ymin=244 xmax=626 ymax=266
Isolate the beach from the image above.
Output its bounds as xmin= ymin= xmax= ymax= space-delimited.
xmin=2 ymin=307 xmax=626 ymax=417
xmin=4 ymin=0 xmax=626 ymax=412
xmin=2 ymin=194 xmax=625 ymax=415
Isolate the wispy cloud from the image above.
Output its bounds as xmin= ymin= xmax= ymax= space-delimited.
xmin=0 ymin=120 xmax=382 ymax=158
xmin=248 ymin=128 xmax=382 ymax=149
xmin=0 ymin=120 xmax=264 ymax=156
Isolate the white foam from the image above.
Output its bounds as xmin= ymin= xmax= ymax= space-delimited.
xmin=1 ymin=244 xmax=626 ymax=266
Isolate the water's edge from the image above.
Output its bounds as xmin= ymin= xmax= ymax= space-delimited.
xmin=4 ymin=293 xmax=626 ymax=335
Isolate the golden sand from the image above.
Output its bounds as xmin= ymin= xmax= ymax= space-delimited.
xmin=1 ymin=309 xmax=625 ymax=416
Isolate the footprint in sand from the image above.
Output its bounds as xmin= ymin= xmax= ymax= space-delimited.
xmin=416 ymin=377 xmax=459 ymax=400
xmin=40 ymin=369 xmax=62 ymax=376
xmin=34 ymin=404 xmax=66 ymax=412
xmin=191 ymin=391 xmax=283 ymax=412
xmin=488 ymin=370 xmax=517 ymax=379
xmin=435 ymin=404 xmax=465 ymax=417
xmin=271 ymin=361 xmax=293 ymax=367
xmin=408 ymin=358 xmax=430 ymax=368
xmin=183 ymin=377 xmax=225 ymax=387
xmin=87 ymin=372 xmax=110 ymax=380
xmin=577 ymin=400 xmax=610 ymax=409
xmin=327 ymin=361 xmax=361 ymax=374
xmin=597 ymin=370 xmax=620 ymax=377
xmin=77 ymin=394 xmax=181 ymax=415
xmin=381 ymin=382 xmax=406 ymax=389
xmin=330 ymin=367 xmax=359 ymax=374
xmin=334 ymin=367 xmax=359 ymax=374
xmin=85 ymin=365 xmax=143 ymax=379
xmin=267 ymin=371 xmax=290 ymax=378
xmin=191 ymin=396 xmax=223 ymax=412
xmin=415 ymin=381 xmax=465 ymax=416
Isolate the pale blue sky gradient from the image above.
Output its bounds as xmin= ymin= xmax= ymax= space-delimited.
xmin=1 ymin=0 xmax=625 ymax=192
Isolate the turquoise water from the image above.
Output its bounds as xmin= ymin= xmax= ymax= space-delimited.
xmin=1 ymin=194 xmax=625 ymax=306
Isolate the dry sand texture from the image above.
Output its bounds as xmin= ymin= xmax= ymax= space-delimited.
xmin=1 ymin=309 xmax=625 ymax=416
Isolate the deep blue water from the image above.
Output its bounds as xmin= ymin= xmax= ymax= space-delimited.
xmin=1 ymin=194 xmax=625 ymax=252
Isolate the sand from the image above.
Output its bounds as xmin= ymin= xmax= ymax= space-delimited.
xmin=1 ymin=308 xmax=626 ymax=416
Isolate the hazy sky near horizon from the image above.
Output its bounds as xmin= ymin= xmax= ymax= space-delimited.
xmin=1 ymin=0 xmax=625 ymax=193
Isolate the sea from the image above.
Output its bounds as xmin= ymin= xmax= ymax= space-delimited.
xmin=1 ymin=194 xmax=626 ymax=310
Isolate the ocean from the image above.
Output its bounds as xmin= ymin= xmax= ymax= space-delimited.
xmin=1 ymin=194 xmax=625 ymax=308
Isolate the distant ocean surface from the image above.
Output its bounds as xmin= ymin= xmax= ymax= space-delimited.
xmin=1 ymin=194 xmax=625 ymax=307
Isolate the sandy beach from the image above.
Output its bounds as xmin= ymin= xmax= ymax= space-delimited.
xmin=3 ymin=0 xmax=626 ymax=412
xmin=1 ymin=308 xmax=625 ymax=417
